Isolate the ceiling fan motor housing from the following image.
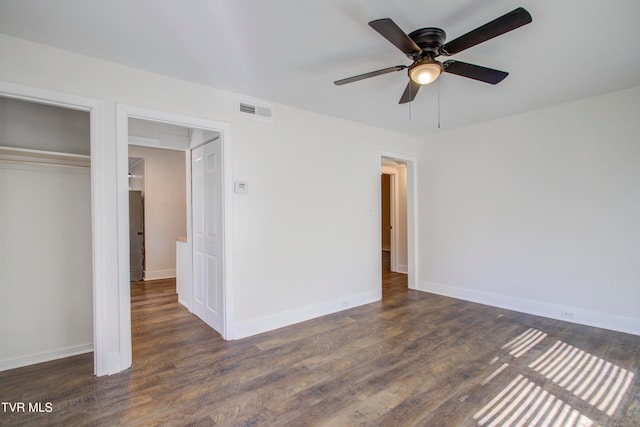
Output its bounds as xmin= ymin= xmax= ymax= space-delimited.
xmin=408 ymin=27 xmax=446 ymax=59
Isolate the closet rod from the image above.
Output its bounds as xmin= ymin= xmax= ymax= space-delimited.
xmin=0 ymin=159 xmax=90 ymax=169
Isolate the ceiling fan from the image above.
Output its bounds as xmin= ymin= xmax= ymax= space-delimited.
xmin=334 ymin=7 xmax=532 ymax=104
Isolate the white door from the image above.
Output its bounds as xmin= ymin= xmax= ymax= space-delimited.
xmin=191 ymin=139 xmax=224 ymax=334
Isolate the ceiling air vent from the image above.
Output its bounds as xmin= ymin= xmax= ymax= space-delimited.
xmin=239 ymin=103 xmax=256 ymax=114
xmin=236 ymin=98 xmax=275 ymax=122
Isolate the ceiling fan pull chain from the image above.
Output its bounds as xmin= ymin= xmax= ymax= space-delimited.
xmin=437 ymin=77 xmax=441 ymax=129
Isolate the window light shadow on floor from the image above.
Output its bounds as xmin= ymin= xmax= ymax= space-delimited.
xmin=530 ymin=340 xmax=634 ymax=417
xmin=472 ymin=326 xmax=635 ymax=426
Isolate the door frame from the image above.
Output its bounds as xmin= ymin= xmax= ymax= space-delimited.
xmin=116 ymin=105 xmax=234 ymax=350
xmin=379 ymin=152 xmax=418 ymax=289
xmin=0 ymin=81 xmax=106 ymax=374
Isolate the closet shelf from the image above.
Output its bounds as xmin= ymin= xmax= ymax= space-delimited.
xmin=0 ymin=145 xmax=90 ymax=168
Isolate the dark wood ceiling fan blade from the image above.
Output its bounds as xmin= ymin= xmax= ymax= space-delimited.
xmin=443 ymin=60 xmax=508 ymax=84
xmin=369 ymin=18 xmax=422 ymax=55
xmin=334 ymin=65 xmax=407 ymax=86
xmin=399 ymin=80 xmax=421 ymax=104
xmin=442 ymin=7 xmax=532 ymax=55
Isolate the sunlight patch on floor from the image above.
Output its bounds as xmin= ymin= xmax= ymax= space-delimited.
xmin=474 ymin=375 xmax=599 ymax=427
xmin=501 ymin=328 xmax=548 ymax=358
xmin=473 ymin=328 xmax=635 ymax=426
xmin=529 ymin=340 xmax=635 ymax=416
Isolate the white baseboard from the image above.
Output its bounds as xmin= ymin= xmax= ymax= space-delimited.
xmin=0 ymin=343 xmax=93 ymax=372
xmin=178 ymin=297 xmax=191 ymax=311
xmin=417 ymin=280 xmax=640 ymax=336
xmin=144 ymin=269 xmax=176 ymax=280
xmin=230 ymin=288 xmax=381 ymax=340
xmin=395 ymin=264 xmax=408 ymax=274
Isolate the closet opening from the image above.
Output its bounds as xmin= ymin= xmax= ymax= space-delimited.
xmin=0 ymin=95 xmax=93 ymax=372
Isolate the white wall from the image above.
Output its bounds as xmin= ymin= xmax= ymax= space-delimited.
xmin=0 ymin=34 xmax=416 ymax=372
xmin=0 ymin=163 xmax=93 ymax=370
xmin=230 ymin=103 xmax=415 ymax=336
xmin=128 ymin=145 xmax=186 ymax=280
xmin=0 ymin=97 xmax=89 ymax=154
xmin=417 ymin=86 xmax=640 ymax=335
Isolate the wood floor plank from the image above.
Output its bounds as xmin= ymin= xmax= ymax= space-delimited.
xmin=2 ymin=269 xmax=639 ymax=426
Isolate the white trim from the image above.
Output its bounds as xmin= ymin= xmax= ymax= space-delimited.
xmin=183 ymin=153 xmax=193 ymax=311
xmin=128 ymin=135 xmax=161 ymax=147
xmin=116 ymin=105 xmax=234 ymax=347
xmin=0 ymin=344 xmax=93 ymax=372
xmin=128 ymin=135 xmax=189 ymax=151
xmin=418 ymin=280 xmax=640 ymax=336
xmin=232 ymin=289 xmax=381 ymax=339
xmin=0 ymin=80 xmax=107 ymax=375
xmin=378 ymin=151 xmax=418 ymax=289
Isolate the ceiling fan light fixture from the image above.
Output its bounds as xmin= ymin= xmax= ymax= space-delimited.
xmin=409 ymin=60 xmax=442 ymax=85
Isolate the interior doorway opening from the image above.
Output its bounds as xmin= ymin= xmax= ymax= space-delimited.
xmin=381 ymin=158 xmax=409 ymax=275
xmin=117 ymin=105 xmax=233 ymax=369
xmin=379 ymin=153 xmax=417 ymax=297
xmin=127 ymin=118 xmax=191 ymax=283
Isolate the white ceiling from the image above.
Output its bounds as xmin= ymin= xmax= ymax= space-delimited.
xmin=1 ymin=0 xmax=639 ymax=137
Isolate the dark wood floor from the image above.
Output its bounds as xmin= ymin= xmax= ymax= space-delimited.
xmin=2 ymin=263 xmax=639 ymax=426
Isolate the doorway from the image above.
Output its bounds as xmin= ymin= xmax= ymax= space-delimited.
xmin=127 ymin=117 xmax=222 ymax=334
xmin=381 ymin=159 xmax=408 ymax=274
xmin=127 ymin=118 xmax=190 ymax=283
xmin=379 ymin=153 xmax=417 ymax=291
xmin=117 ymin=105 xmax=233 ymax=368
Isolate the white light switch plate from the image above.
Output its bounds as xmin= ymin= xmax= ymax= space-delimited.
xmin=234 ymin=180 xmax=248 ymax=194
